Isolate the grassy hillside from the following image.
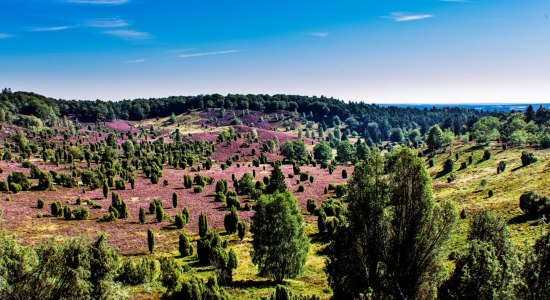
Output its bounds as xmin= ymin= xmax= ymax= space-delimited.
xmin=0 ymin=110 xmax=548 ymax=299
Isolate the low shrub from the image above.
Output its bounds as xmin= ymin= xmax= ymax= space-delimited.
xmin=224 ymin=207 xmax=239 ymax=234
xmin=237 ymin=222 xmax=246 ymax=240
xmin=521 ymin=151 xmax=538 ymax=167
xmin=519 ymin=191 xmax=549 ymax=217
xmin=306 ymin=199 xmax=317 ymax=215
xmin=483 ymin=150 xmax=491 ymax=161
xmin=179 ymin=233 xmax=193 ymax=257
xmin=116 ymin=257 xmax=161 ymax=285
xmin=226 ymin=195 xmax=240 ymax=210
xmin=73 ymin=207 xmax=89 ymax=220
xmin=443 ymin=158 xmax=455 ymax=174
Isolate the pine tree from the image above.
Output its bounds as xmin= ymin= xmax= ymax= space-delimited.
xmin=172 ymin=192 xmax=178 ymax=208
xmin=199 ymin=213 xmax=208 ymax=238
xmin=251 ymin=191 xmax=309 ymax=283
xmin=147 ymin=228 xmax=155 ymax=254
xmin=139 ymin=207 xmax=146 ymax=224
xmin=266 ymin=162 xmax=287 ymax=194
xmin=102 ymin=181 xmax=109 ymax=199
xmin=179 ymin=233 xmax=192 ymax=257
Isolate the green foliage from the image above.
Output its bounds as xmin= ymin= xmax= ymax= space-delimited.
xmin=116 ymin=256 xmax=160 ymax=285
xmin=262 ymin=285 xmax=321 ymax=300
xmin=7 ymin=171 xmax=32 ymax=191
xmin=174 ymin=213 xmax=187 ymax=229
xmin=336 ymin=141 xmax=354 ymax=163
xmin=156 ymin=204 xmax=166 ymax=223
xmin=237 ymin=222 xmax=247 ymax=240
xmin=226 ymin=194 xmax=241 ymax=210
xmin=196 ymin=230 xmax=238 ymax=284
xmin=426 ymin=125 xmax=444 ymax=150
xmin=320 ymin=198 xmax=346 ymax=217
xmin=521 ymin=150 xmax=538 ymax=166
xmin=102 ymin=181 xmax=109 ymax=199
xmin=327 ymin=148 xmax=457 ymax=299
xmin=224 ymin=207 xmax=239 ymax=234
xmin=472 ymin=116 xmax=501 ymax=144
xmin=199 ymin=213 xmax=209 ymax=238
xmin=306 ymin=199 xmax=317 ymax=215
xmin=251 ymin=191 xmax=310 ymax=283
xmin=37 ymin=198 xmax=44 ymax=209
xmin=172 ymin=192 xmax=178 ymax=208
xmin=159 ymin=256 xmax=182 ymax=289
xmin=443 ymin=158 xmax=455 ymax=174
xmin=483 ymin=149 xmax=492 ymax=161
xmin=439 ymin=210 xmax=522 ymax=299
xmin=109 ymin=192 xmax=129 ymax=219
xmin=193 ymin=186 xmax=203 ymax=193
xmin=0 ymin=233 xmax=121 ymax=299
xmin=313 ymin=141 xmax=333 ymax=163
xmin=522 ymin=231 xmax=550 ymax=299
xmin=63 ymin=205 xmax=72 ymax=220
xmin=215 ymin=180 xmax=228 ymax=194
xmin=497 ymin=161 xmax=507 ymax=173
xmin=164 ymin=276 xmax=230 ymax=300
xmin=147 ymin=228 xmax=155 ymax=254
xmin=179 ymin=233 xmax=192 ymax=257
xmin=183 ymin=174 xmax=193 ymax=189
xmin=237 ymin=172 xmax=255 ymax=195
xmin=334 ymin=184 xmax=347 ymax=198
xmin=139 ymin=207 xmax=146 ymax=224
xmin=390 ymin=128 xmax=404 ymax=143
xmin=519 ymin=191 xmax=549 ymax=217
xmin=281 ymin=140 xmax=308 ymax=164
xmin=115 ymin=179 xmax=126 ymax=190
xmin=50 ymin=201 xmax=62 ymax=217
xmin=317 ymin=210 xmax=327 ymax=234
xmin=266 ymin=162 xmax=287 ymax=194
xmin=73 ymin=207 xmax=89 ymax=220
xmin=37 ymin=171 xmax=54 ymax=191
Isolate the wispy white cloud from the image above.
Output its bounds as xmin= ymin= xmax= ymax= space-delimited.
xmin=86 ymin=17 xmax=129 ymax=28
xmin=164 ymin=48 xmax=193 ymax=54
xmin=305 ymin=32 xmax=330 ymax=37
xmin=0 ymin=33 xmax=12 ymax=39
xmin=30 ymin=26 xmax=71 ymax=32
xmin=386 ymin=12 xmax=434 ymax=22
xmin=176 ymin=50 xmax=243 ymax=58
xmin=104 ymin=29 xmax=150 ymax=39
xmin=64 ymin=0 xmax=128 ymax=4
xmin=124 ymin=59 xmax=146 ymax=64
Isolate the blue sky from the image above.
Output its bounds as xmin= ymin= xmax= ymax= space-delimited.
xmin=0 ymin=0 xmax=549 ymax=103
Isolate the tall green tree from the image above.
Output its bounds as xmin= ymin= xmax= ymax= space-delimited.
xmin=522 ymin=230 xmax=550 ymax=299
xmin=147 ymin=228 xmax=155 ymax=254
xmin=280 ymin=140 xmax=308 ymax=164
xmin=327 ymin=148 xmax=457 ymax=299
xmin=439 ymin=210 xmax=523 ymax=299
xmin=471 ymin=116 xmax=501 ymax=144
xmin=335 ymin=141 xmax=354 ymax=163
xmin=266 ymin=162 xmax=287 ymax=194
xmin=426 ymin=125 xmax=444 ymax=150
xmin=251 ymin=191 xmax=309 ymax=283
xmin=313 ymin=141 xmax=333 ymax=163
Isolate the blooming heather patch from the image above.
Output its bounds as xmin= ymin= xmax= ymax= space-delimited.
xmin=0 ymin=110 xmax=350 ymax=255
